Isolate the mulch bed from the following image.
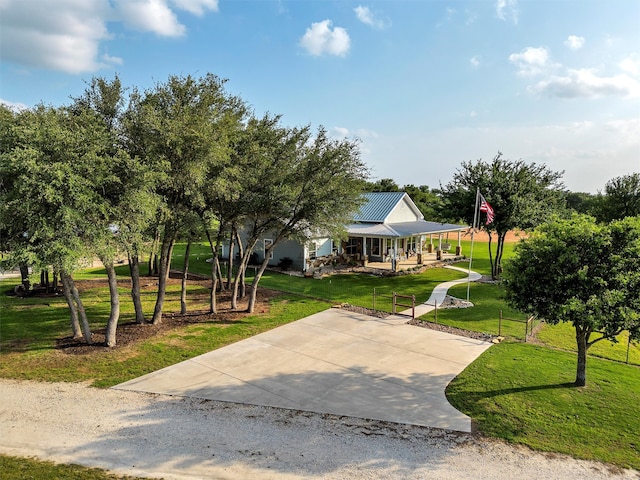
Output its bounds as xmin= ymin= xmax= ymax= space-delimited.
xmin=55 ymin=278 xmax=282 ymax=355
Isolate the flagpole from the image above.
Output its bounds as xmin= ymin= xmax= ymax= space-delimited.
xmin=467 ymin=187 xmax=480 ymax=301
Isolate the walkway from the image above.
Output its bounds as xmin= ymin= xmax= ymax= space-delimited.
xmin=114 ymin=267 xmax=490 ymax=432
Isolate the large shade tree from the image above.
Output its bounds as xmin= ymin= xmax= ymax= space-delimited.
xmin=0 ymin=105 xmax=109 ymax=343
xmin=126 ymin=73 xmax=246 ymax=324
xmin=439 ymin=152 xmax=564 ymax=278
xmin=504 ymin=214 xmax=640 ymax=386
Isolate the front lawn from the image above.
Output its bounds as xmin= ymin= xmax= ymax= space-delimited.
xmin=447 ymin=342 xmax=640 ymax=470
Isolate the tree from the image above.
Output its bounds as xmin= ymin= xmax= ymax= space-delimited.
xmin=228 ymin=117 xmax=368 ymax=313
xmin=0 ymin=105 xmax=103 ymax=343
xmin=594 ymin=173 xmax=640 ymax=223
xmin=127 ymin=73 xmax=246 ymax=324
xmin=440 ymin=152 xmax=564 ymax=278
xmin=503 ymin=215 xmax=640 ymax=386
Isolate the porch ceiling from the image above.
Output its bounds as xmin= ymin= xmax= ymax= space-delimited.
xmin=345 ymin=220 xmax=468 ymax=238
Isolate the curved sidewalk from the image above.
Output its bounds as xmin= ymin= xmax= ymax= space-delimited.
xmin=114 ymin=267 xmax=490 ymax=433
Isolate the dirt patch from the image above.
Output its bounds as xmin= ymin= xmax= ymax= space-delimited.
xmin=55 ymin=278 xmax=283 ymax=355
xmin=461 ymin=229 xmax=528 ymax=243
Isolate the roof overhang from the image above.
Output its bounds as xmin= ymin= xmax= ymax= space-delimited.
xmin=345 ymin=220 xmax=468 ymax=238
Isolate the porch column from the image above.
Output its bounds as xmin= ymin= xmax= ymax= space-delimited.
xmin=437 ymin=234 xmax=443 ymax=260
xmin=363 ymin=236 xmax=368 ymax=264
xmin=393 ymin=238 xmax=398 ymax=272
xmin=428 ymin=234 xmax=433 ymax=253
xmin=456 ymin=231 xmax=462 ymax=255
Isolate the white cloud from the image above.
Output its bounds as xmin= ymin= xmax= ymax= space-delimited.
xmin=117 ymin=0 xmax=185 ymax=37
xmin=0 ymin=0 xmax=217 ymax=74
xmin=300 ymin=20 xmax=350 ymax=57
xmin=529 ymin=68 xmax=640 ymax=98
xmin=496 ymin=0 xmax=518 ymax=24
xmin=170 ymin=0 xmax=218 ymax=16
xmin=470 ymin=110 xmax=478 ymax=118
xmin=619 ymin=55 xmax=640 ymax=76
xmin=470 ymin=56 xmax=480 ymax=68
xmin=0 ymin=98 xmax=29 ymax=111
xmin=564 ymin=35 xmax=585 ymax=51
xmin=331 ymin=126 xmax=378 ymax=139
xmin=354 ymin=5 xmax=389 ymax=30
xmin=509 ymin=47 xmax=550 ymax=76
xmin=0 ymin=0 xmax=117 ymax=74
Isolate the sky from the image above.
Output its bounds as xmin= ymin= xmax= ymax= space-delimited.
xmin=1 ymin=0 xmax=639 ymax=194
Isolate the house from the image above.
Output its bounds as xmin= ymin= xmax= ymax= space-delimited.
xmin=251 ymin=191 xmax=468 ymax=272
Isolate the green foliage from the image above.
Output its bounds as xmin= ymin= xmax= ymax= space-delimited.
xmin=439 ymin=152 xmax=564 ymax=278
xmin=504 ymin=214 xmax=640 ymax=384
xmin=596 ymin=173 xmax=640 ymax=222
xmin=447 ymin=342 xmax=640 ymax=470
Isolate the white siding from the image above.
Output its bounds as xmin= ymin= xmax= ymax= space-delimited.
xmin=386 ymin=197 xmax=422 ymax=223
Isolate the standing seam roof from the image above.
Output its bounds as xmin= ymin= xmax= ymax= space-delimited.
xmin=353 ymin=192 xmax=407 ymax=223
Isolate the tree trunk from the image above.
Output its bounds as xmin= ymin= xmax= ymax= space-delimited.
xmin=495 ymin=232 xmax=507 ymax=278
xmin=575 ymin=326 xmax=589 ymax=387
xmin=247 ymin=256 xmax=272 ymax=313
xmin=487 ymin=232 xmax=496 ymax=279
xmin=52 ymin=271 xmax=58 ymax=294
xmin=63 ymin=271 xmax=92 ymax=344
xmin=226 ymin=227 xmax=235 ymax=290
xmin=102 ymin=259 xmax=120 ymax=347
xmin=19 ymin=263 xmax=30 ymax=293
xmin=180 ymin=239 xmax=192 ymax=315
xmin=60 ymin=273 xmax=81 ymax=339
xmin=151 ymin=232 xmax=176 ymax=325
xmin=204 ymin=227 xmax=218 ymax=314
xmin=148 ymin=228 xmax=160 ymax=277
xmin=128 ymin=253 xmax=145 ymax=324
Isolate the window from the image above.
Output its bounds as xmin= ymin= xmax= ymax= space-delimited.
xmin=371 ymin=238 xmax=381 ymax=256
xmin=345 ymin=238 xmax=360 ymax=255
xmin=308 ymin=241 xmax=317 ymax=259
xmin=264 ymin=239 xmax=273 ymax=259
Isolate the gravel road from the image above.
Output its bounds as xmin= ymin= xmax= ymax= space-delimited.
xmin=1 ymin=379 xmax=636 ymax=479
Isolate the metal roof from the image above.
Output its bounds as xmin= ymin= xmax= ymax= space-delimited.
xmin=353 ymin=192 xmax=408 ymax=223
xmin=346 ymin=220 xmax=467 ymax=238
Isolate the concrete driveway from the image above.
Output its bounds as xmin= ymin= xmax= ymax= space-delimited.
xmin=114 ymin=306 xmax=491 ymax=432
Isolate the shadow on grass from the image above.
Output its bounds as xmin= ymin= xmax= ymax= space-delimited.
xmin=472 ymin=382 xmax=577 ymax=398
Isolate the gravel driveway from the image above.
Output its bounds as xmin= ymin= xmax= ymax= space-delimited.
xmin=1 ymin=379 xmax=636 ymax=480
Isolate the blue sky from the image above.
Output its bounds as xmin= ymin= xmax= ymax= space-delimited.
xmin=1 ymin=0 xmax=638 ymax=193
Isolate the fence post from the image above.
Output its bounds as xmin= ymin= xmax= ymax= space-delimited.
xmin=373 ymin=287 xmax=376 ymax=312
xmin=392 ymin=292 xmax=396 ymax=314
xmin=412 ymin=295 xmax=415 ymax=320
xmin=499 ymin=310 xmax=502 ymax=336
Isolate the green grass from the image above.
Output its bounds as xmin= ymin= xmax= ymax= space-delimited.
xmin=3 ymin=238 xmax=640 ymax=471
xmin=0 ymin=455 xmax=143 ymax=479
xmin=257 ymin=267 xmax=466 ymax=312
xmin=447 ymin=342 xmax=640 ymax=470
xmin=418 ymin=281 xmax=542 ymax=341
xmin=537 ymin=321 xmax=640 ymax=366
xmin=0 ymin=277 xmax=329 ymax=387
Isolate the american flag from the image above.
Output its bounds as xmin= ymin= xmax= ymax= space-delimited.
xmin=479 ymin=194 xmax=495 ymax=224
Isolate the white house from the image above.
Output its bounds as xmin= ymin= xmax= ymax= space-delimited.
xmin=249 ymin=191 xmax=468 ymax=272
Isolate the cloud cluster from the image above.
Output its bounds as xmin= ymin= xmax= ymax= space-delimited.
xmin=299 ymin=20 xmax=350 ymax=57
xmin=0 ymin=0 xmax=219 ymax=74
xmin=509 ymin=41 xmax=640 ymax=98
xmin=564 ymin=35 xmax=585 ymax=51
xmin=509 ymin=47 xmax=550 ymax=76
xmin=354 ymin=5 xmax=390 ymax=30
xmin=496 ymin=0 xmax=518 ymax=24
